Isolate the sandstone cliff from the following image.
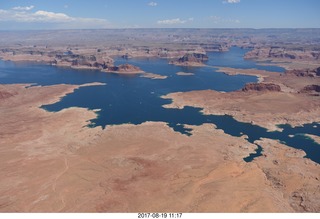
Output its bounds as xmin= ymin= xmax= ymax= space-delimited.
xmin=299 ymin=85 xmax=320 ymax=94
xmin=242 ymin=83 xmax=281 ymax=92
xmin=105 ymin=64 xmax=143 ymax=73
xmin=170 ymin=53 xmax=208 ymax=66
xmin=245 ymin=47 xmax=320 ymax=62
xmin=285 ymin=67 xmax=320 ymax=77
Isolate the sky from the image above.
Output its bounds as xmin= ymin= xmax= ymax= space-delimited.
xmin=0 ymin=0 xmax=319 ymax=30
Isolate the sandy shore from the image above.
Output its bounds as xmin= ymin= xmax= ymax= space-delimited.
xmin=101 ymin=69 xmax=145 ymax=74
xmin=305 ymin=134 xmax=320 ymax=145
xmin=214 ymin=67 xmax=281 ymax=83
xmin=140 ymin=72 xmax=168 ymax=79
xmin=176 ymin=72 xmax=195 ymax=76
xmin=171 ymin=62 xmax=205 ymax=67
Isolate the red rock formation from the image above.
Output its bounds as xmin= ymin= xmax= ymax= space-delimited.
xmin=242 ymin=83 xmax=281 ymax=92
xmin=170 ymin=53 xmax=208 ymax=66
xmin=179 ymin=53 xmax=208 ymax=63
xmin=106 ymin=64 xmax=142 ymax=73
xmin=299 ymin=85 xmax=320 ymax=93
xmin=285 ymin=67 xmax=320 ymax=77
xmin=244 ymin=47 xmax=320 ymax=62
xmin=315 ymin=67 xmax=320 ymax=76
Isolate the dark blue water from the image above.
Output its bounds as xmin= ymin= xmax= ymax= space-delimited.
xmin=114 ymin=47 xmax=284 ymax=73
xmin=206 ymin=47 xmax=285 ymax=72
xmin=1 ymin=48 xmax=319 ymax=163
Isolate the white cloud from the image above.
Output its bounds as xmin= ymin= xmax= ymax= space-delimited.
xmin=188 ymin=17 xmax=194 ymax=21
xmin=223 ymin=0 xmax=240 ymax=3
xmin=34 ymin=10 xmax=72 ymax=22
xmin=157 ymin=18 xmax=186 ymax=25
xmin=148 ymin=2 xmax=158 ymax=7
xmin=0 ymin=9 xmax=111 ymax=28
xmin=12 ymin=5 xmax=34 ymax=11
xmin=209 ymin=16 xmax=240 ymax=24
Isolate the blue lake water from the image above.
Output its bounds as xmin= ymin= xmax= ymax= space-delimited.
xmin=0 ymin=47 xmax=319 ymax=163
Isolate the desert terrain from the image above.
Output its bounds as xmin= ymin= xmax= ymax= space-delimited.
xmin=0 ymin=83 xmax=319 ymax=212
xmin=163 ymin=66 xmax=320 ymax=131
xmin=0 ymin=29 xmax=320 ymax=212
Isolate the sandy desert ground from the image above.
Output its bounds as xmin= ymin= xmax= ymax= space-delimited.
xmin=0 ymin=83 xmax=319 ymax=212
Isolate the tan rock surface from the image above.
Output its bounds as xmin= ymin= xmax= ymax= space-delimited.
xmin=176 ymin=72 xmax=194 ymax=76
xmin=162 ymin=65 xmax=320 ymax=131
xmin=214 ymin=66 xmax=320 ymax=93
xmin=214 ymin=67 xmax=281 ymax=82
xmin=140 ymin=73 xmax=168 ymax=79
xmin=162 ymin=90 xmax=320 ymax=131
xmin=304 ymin=134 xmax=320 ymax=145
xmin=244 ymin=47 xmax=320 ymax=70
xmin=0 ymin=83 xmax=319 ymax=212
xmin=253 ymin=138 xmax=320 ymax=212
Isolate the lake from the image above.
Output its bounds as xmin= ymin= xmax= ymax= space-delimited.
xmin=1 ymin=47 xmax=319 ymax=163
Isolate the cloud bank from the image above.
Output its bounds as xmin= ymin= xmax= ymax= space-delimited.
xmin=223 ymin=0 xmax=241 ymax=3
xmin=12 ymin=5 xmax=35 ymax=11
xmin=157 ymin=17 xmax=194 ymax=25
xmin=148 ymin=2 xmax=158 ymax=7
xmin=157 ymin=18 xmax=186 ymax=25
xmin=0 ymin=7 xmax=111 ymax=29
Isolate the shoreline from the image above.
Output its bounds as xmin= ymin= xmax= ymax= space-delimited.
xmin=0 ymin=57 xmax=172 ymax=79
xmin=0 ymin=56 xmax=147 ymax=75
xmin=161 ymin=90 xmax=320 ymax=132
xmin=213 ymin=66 xmax=282 ymax=83
xmin=1 ymin=83 xmax=319 ymax=212
xmin=170 ymin=61 xmax=206 ymax=67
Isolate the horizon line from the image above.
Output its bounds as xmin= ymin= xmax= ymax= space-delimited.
xmin=1 ymin=27 xmax=320 ymax=31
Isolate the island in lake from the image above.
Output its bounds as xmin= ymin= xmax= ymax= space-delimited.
xmin=0 ymin=28 xmax=319 ymax=213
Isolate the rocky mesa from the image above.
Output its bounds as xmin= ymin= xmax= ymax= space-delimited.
xmin=0 ymin=49 xmax=144 ymax=74
xmin=242 ymin=83 xmax=282 ymax=92
xmin=55 ymin=53 xmax=143 ymax=74
xmin=170 ymin=53 xmax=208 ymax=66
xmin=285 ymin=67 xmax=320 ymax=77
xmin=245 ymin=47 xmax=320 ymax=62
xmin=103 ymin=63 xmax=144 ymax=74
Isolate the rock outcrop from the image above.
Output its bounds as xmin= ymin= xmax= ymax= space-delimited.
xmin=242 ymin=83 xmax=281 ymax=92
xmin=53 ymin=53 xmax=142 ymax=73
xmin=200 ymin=44 xmax=229 ymax=52
xmin=170 ymin=53 xmax=208 ymax=66
xmin=106 ymin=64 xmax=143 ymax=73
xmin=245 ymin=47 xmax=320 ymax=62
xmin=299 ymin=85 xmax=320 ymax=94
xmin=285 ymin=67 xmax=320 ymax=77
xmin=121 ymin=54 xmax=133 ymax=59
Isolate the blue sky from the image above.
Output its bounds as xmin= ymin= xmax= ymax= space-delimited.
xmin=0 ymin=0 xmax=319 ymax=29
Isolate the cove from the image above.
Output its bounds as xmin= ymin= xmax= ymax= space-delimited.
xmin=1 ymin=47 xmax=319 ymax=164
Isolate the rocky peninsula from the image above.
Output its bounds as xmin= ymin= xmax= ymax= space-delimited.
xmin=162 ymin=67 xmax=320 ymax=131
